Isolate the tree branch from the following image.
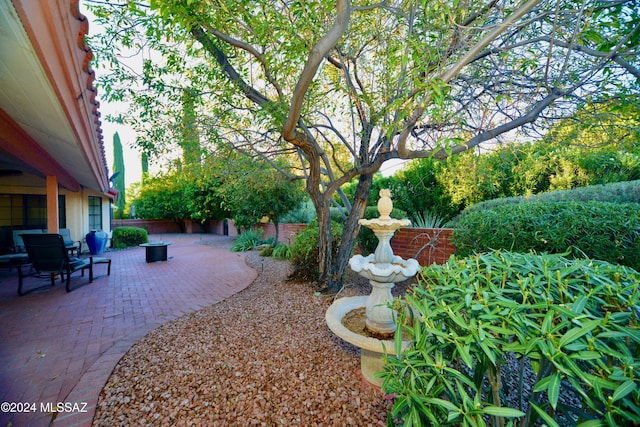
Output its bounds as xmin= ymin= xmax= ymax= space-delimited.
xmin=190 ymin=26 xmax=271 ymax=106
xmin=397 ymin=0 xmax=545 ymax=158
xmin=282 ymin=0 xmax=352 ymax=142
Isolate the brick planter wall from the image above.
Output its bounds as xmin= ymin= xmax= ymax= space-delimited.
xmin=391 ymin=228 xmax=455 ymax=266
xmin=258 ymin=223 xmax=307 ymax=245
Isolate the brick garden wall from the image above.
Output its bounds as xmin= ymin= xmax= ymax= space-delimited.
xmin=391 ymin=228 xmax=455 ymax=266
xmin=112 ymin=220 xmax=455 ymax=266
xmin=113 ymin=219 xmax=306 ymax=244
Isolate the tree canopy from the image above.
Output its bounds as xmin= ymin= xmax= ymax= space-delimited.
xmin=88 ymin=0 xmax=640 ymax=291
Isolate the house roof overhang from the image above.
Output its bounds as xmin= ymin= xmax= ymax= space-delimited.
xmin=0 ymin=0 xmax=110 ymax=194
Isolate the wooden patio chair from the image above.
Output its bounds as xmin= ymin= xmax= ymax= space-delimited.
xmin=17 ymin=233 xmax=94 ymax=295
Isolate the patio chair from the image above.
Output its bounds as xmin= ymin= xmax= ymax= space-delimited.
xmin=17 ymin=233 xmax=94 ymax=295
xmin=11 ymin=229 xmax=44 ymax=253
xmin=59 ymin=228 xmax=82 ymax=257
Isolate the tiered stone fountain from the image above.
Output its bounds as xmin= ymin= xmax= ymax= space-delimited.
xmin=325 ymin=189 xmax=420 ymax=386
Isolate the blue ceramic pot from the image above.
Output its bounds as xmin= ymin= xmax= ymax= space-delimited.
xmin=86 ymin=230 xmax=108 ymax=255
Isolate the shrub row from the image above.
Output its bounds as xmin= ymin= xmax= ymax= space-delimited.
xmin=453 ymin=201 xmax=640 ymax=270
xmin=460 ymin=179 xmax=640 ymax=217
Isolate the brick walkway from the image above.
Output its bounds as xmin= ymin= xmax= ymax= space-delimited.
xmin=0 ymin=234 xmax=257 ymax=427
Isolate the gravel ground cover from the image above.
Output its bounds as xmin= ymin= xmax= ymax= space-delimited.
xmin=93 ymin=243 xmax=411 ymax=426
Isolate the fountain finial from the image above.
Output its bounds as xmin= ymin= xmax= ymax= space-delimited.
xmin=377 ymin=189 xmax=392 ymax=219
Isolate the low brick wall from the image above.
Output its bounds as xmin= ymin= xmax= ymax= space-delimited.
xmin=111 ymin=220 xmax=453 ymax=266
xmin=113 ymin=219 xmax=307 ymax=244
xmin=258 ymin=223 xmax=307 ymax=245
xmin=209 ymin=221 xmax=307 ymax=244
xmin=112 ymin=219 xmax=182 ymax=234
xmin=391 ymin=228 xmax=455 ymax=266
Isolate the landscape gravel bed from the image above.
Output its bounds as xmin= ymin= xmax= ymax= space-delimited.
xmin=93 ymin=246 xmax=408 ymax=426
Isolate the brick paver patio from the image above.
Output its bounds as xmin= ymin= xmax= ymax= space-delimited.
xmin=0 ymin=234 xmax=257 ymax=427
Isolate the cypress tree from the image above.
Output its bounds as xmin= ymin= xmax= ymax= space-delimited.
xmin=112 ymin=132 xmax=126 ymax=218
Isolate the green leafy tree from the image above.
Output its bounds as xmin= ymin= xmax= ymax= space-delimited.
xmin=133 ymin=172 xmax=191 ymax=226
xmin=88 ymin=0 xmax=639 ymax=292
xmin=393 ymin=158 xmax=462 ymax=221
xmin=181 ymin=162 xmax=229 ymax=225
xmin=112 ymin=132 xmax=127 ymax=219
xmin=545 ymin=97 xmax=640 ymax=150
xmin=218 ymin=155 xmax=306 ymax=243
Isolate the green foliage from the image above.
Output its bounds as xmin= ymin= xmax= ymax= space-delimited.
xmin=132 ymin=172 xmax=192 ymax=221
xmin=279 ymin=200 xmax=315 ymax=224
xmin=272 ymin=243 xmax=292 ymax=260
xmin=358 ymin=206 xmax=408 ymax=256
xmin=452 ymin=201 xmax=640 ymax=270
xmin=290 ymin=220 xmax=344 ymax=282
xmin=544 ymin=98 xmax=640 ymax=151
xmin=382 ymin=251 xmax=640 ymax=427
xmin=181 ymin=162 xmax=229 ymax=224
xmin=217 ymin=154 xmax=306 ymax=234
xmin=437 ymin=139 xmax=640 ymax=211
xmin=259 ymin=245 xmax=273 ymax=257
xmin=111 ymin=226 xmax=148 ymax=249
xmin=231 ymin=229 xmax=263 ymax=252
xmin=411 ymin=210 xmax=446 ymax=229
xmin=392 ymin=159 xmax=462 ymax=221
xmin=460 ymin=179 xmax=640 ymax=217
xmin=340 ymin=168 xmax=461 ymax=222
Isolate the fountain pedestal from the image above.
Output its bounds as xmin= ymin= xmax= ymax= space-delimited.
xmin=326 ymin=189 xmax=419 ymax=386
xmin=366 ymin=280 xmax=395 ymax=335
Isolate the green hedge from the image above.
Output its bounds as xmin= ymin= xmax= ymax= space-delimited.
xmin=459 ymin=179 xmax=640 ymax=218
xmin=111 ymin=226 xmax=148 ymax=249
xmin=381 ymin=250 xmax=640 ymax=426
xmin=452 ymin=201 xmax=640 ymax=270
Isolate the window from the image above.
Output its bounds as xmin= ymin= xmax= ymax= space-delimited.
xmin=0 ymin=194 xmax=66 ymax=228
xmin=88 ymin=196 xmax=102 ymax=231
xmin=0 ymin=194 xmax=23 ymax=227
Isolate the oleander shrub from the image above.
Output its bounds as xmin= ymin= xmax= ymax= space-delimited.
xmin=452 ymin=201 xmax=640 ymax=270
xmin=381 ymin=250 xmax=640 ymax=427
xmin=111 ymin=226 xmax=148 ymax=249
xmin=290 ymin=220 xmax=344 ymax=282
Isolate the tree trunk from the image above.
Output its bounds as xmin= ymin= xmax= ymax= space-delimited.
xmin=314 ymin=196 xmax=334 ymax=291
xmin=320 ymin=173 xmax=373 ymax=294
xmin=274 ymin=221 xmax=280 ymax=245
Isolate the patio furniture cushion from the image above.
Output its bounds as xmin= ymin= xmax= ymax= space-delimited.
xmin=18 ymin=233 xmax=94 ymax=295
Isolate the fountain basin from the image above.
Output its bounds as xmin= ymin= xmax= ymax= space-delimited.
xmin=358 ymin=217 xmax=411 ymax=232
xmin=325 ymin=296 xmax=412 ymax=386
xmin=349 ymin=254 xmax=420 ymax=283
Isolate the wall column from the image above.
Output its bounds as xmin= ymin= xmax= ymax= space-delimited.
xmin=46 ymin=175 xmax=59 ymax=233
